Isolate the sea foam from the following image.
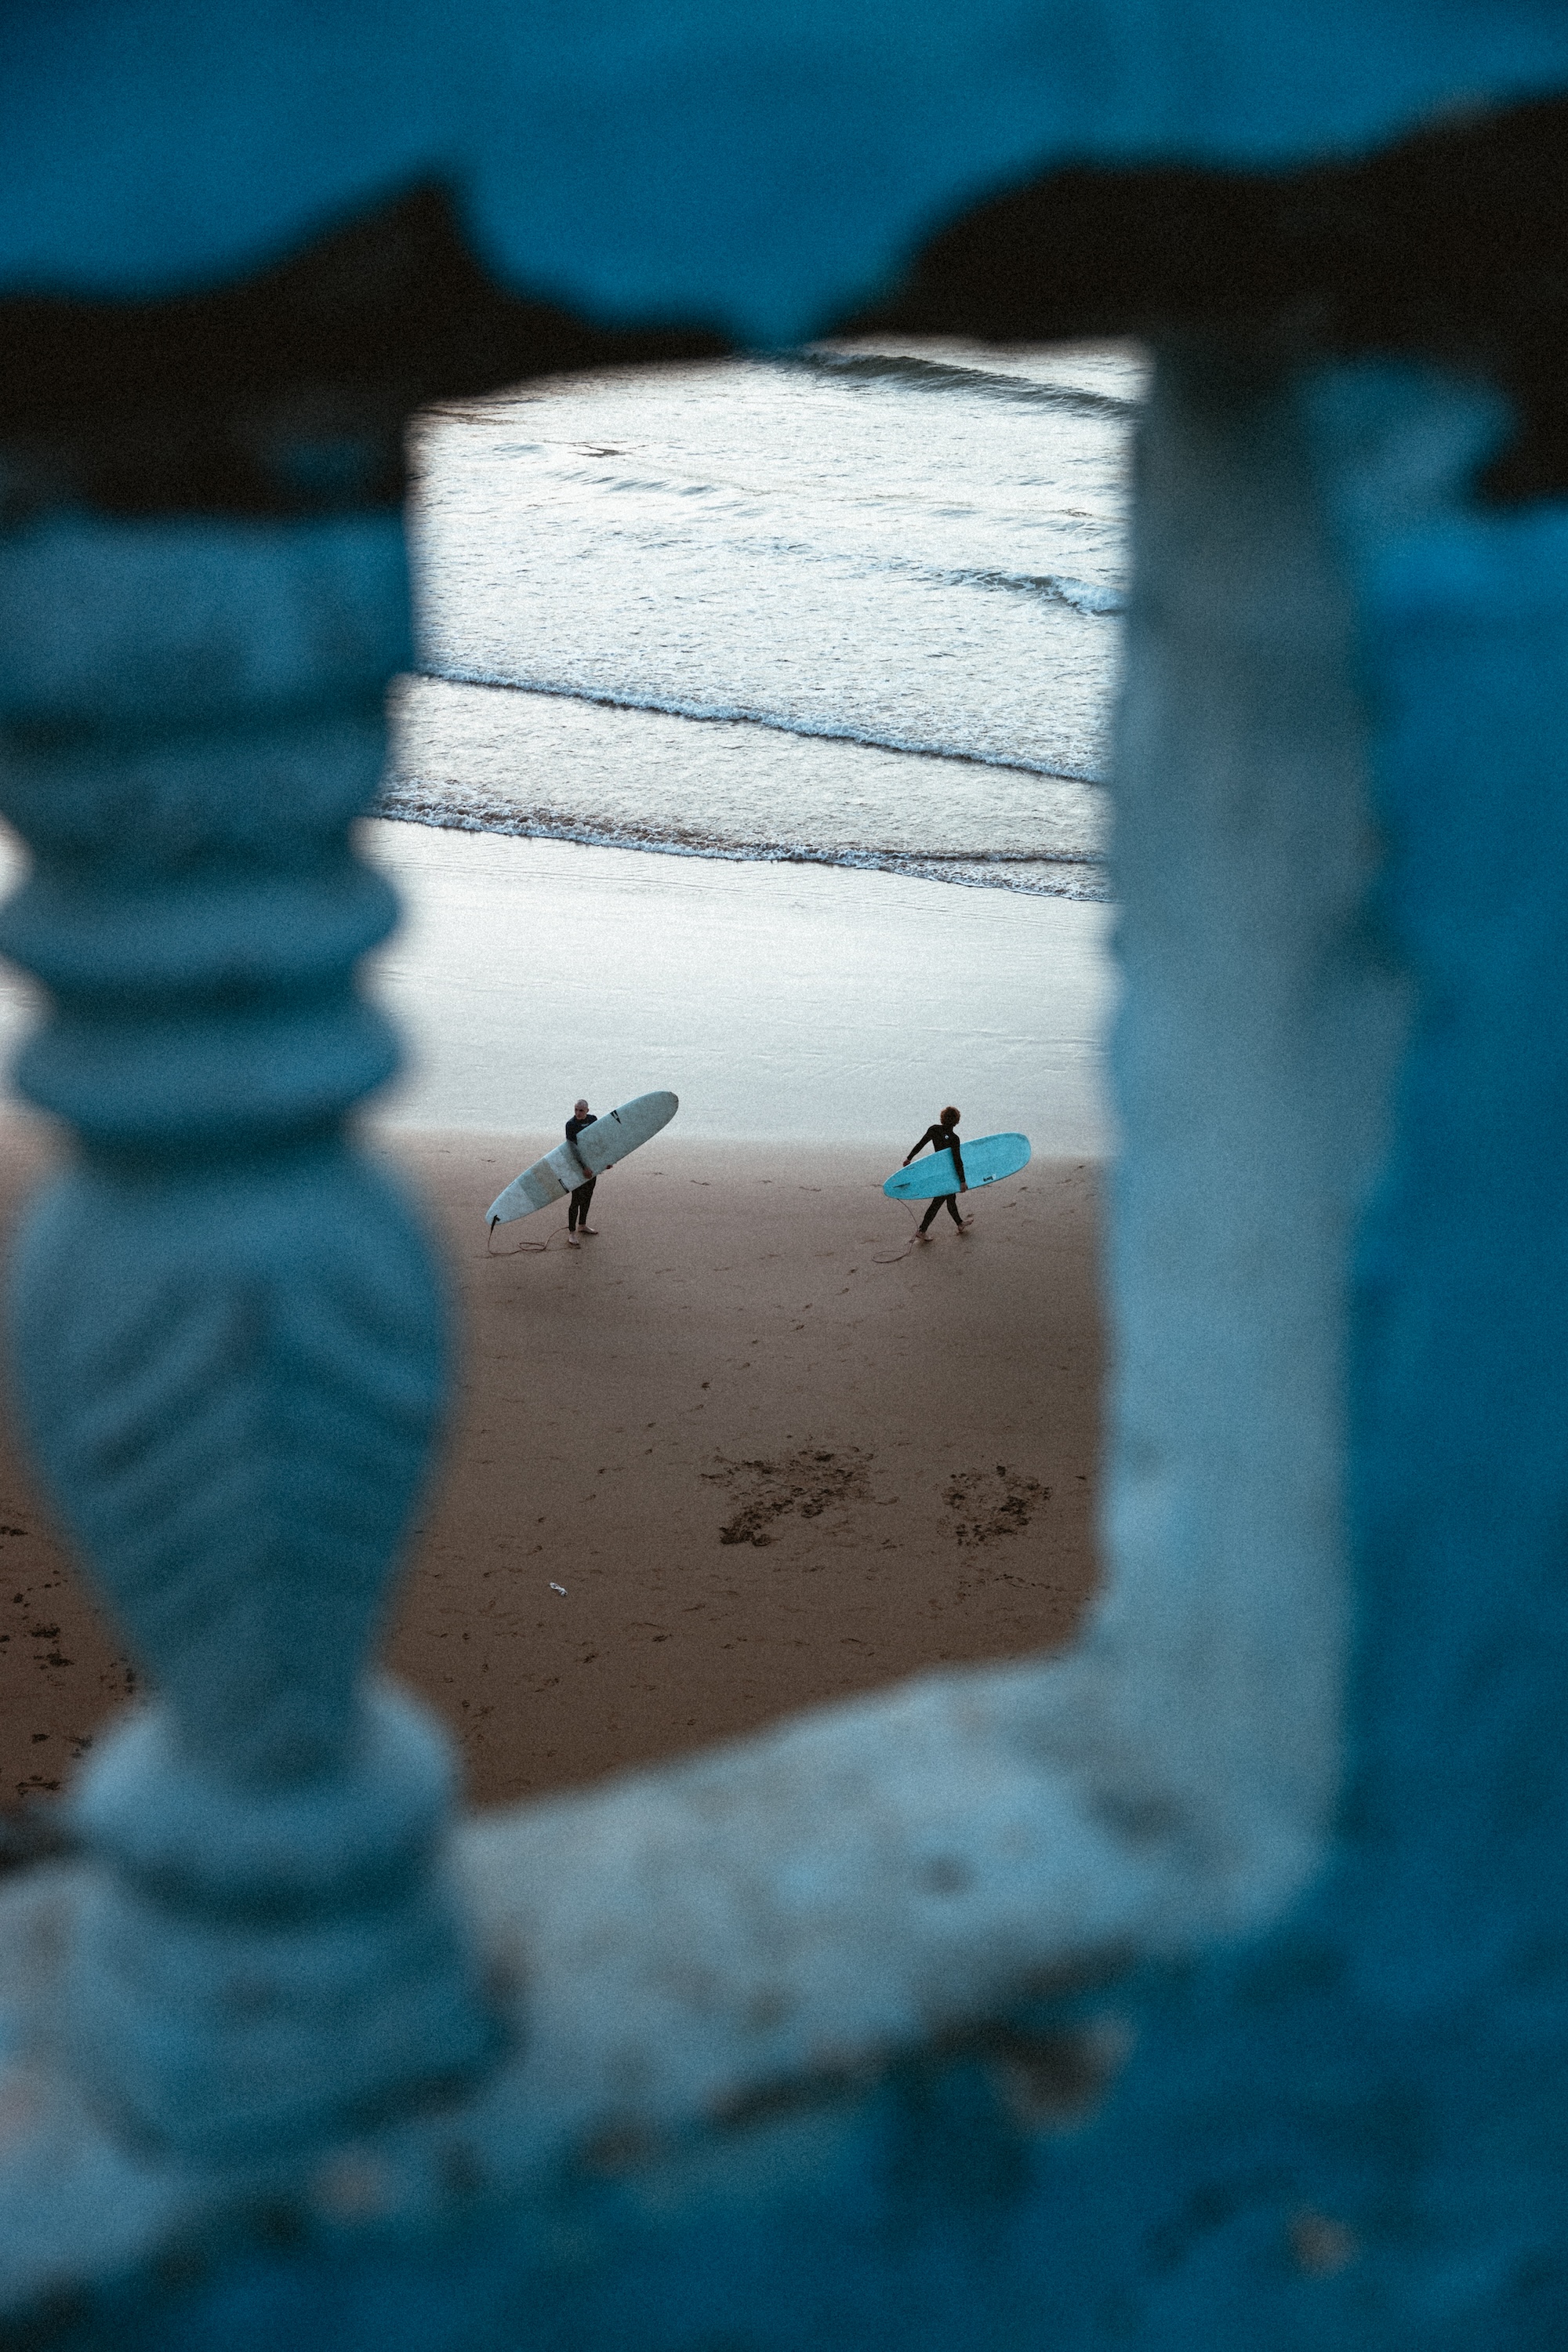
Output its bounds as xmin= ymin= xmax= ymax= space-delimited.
xmin=395 ymin=342 xmax=1140 ymax=897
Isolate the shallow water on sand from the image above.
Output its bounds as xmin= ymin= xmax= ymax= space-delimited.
xmin=363 ymin=823 xmax=1115 ymax=1154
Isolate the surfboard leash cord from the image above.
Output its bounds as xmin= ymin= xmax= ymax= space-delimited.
xmin=485 ymin=1217 xmax=574 ymax=1258
xmin=874 ymin=1195 xmax=926 ymax=1264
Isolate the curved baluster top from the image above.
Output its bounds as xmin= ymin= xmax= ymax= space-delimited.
xmin=0 ymin=1 xmax=1565 ymax=342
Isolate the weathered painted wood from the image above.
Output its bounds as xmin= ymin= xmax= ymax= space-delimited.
xmin=0 ymin=346 xmax=1442 ymax=2344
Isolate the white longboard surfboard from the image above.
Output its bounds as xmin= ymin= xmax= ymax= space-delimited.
xmin=486 ymin=1091 xmax=679 ymax=1227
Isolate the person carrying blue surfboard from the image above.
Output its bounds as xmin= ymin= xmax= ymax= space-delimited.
xmin=904 ymin=1106 xmax=971 ymax=1240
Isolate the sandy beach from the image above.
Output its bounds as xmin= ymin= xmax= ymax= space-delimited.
xmin=0 ymin=824 xmax=1112 ymax=1810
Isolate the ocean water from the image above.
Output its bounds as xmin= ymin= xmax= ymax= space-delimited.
xmin=387 ymin=340 xmax=1142 ymax=899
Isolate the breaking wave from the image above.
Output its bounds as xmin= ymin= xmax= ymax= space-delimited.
xmin=399 ymin=339 xmax=1138 ymax=896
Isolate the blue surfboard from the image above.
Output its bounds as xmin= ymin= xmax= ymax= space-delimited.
xmin=884 ymin=1131 xmax=1031 ymax=1201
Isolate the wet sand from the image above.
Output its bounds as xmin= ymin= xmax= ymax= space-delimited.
xmin=362 ymin=821 xmax=1116 ymax=1152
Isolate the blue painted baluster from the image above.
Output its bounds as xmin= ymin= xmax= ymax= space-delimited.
xmin=0 ymin=510 xmax=495 ymax=2158
xmin=971 ymin=357 xmax=1568 ymax=2346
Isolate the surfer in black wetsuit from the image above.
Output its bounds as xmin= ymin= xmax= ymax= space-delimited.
xmin=564 ymin=1098 xmax=599 ymax=1243
xmin=904 ymin=1105 xmax=971 ymax=1240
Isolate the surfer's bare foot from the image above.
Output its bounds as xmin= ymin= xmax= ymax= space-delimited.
xmin=915 ymin=1232 xmax=931 ymax=1244
xmin=567 ymin=1234 xmax=581 ymax=1247
xmin=579 ymin=1225 xmax=598 ymax=1236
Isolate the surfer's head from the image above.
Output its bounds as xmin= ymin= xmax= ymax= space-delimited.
xmin=942 ymin=1105 xmax=960 ymax=1128
xmin=575 ymin=1098 xmax=590 ymax=1117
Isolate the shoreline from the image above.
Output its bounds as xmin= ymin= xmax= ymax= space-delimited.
xmin=373 ymin=796 xmax=1110 ymax=903
xmin=384 ymin=673 xmax=1112 ymax=902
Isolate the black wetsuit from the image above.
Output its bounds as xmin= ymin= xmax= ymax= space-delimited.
xmin=908 ymin=1122 xmax=967 ymax=1231
xmin=565 ymin=1112 xmax=597 ymax=1229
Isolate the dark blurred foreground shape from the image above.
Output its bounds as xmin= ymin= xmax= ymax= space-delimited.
xmin=2 ymin=5 xmax=1568 ymax=2345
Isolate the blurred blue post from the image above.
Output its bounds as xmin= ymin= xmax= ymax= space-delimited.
xmin=0 ymin=511 xmax=498 ymax=2158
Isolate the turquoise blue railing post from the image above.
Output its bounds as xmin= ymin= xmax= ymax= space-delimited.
xmin=0 ymin=510 xmax=499 ymax=2160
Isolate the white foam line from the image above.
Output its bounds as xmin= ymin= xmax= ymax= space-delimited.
xmin=410 ymin=668 xmax=1110 ymax=791
xmin=372 ymin=795 xmax=1111 ymax=902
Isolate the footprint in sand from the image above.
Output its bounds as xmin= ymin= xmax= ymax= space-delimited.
xmin=942 ymin=1463 xmax=1051 ymax=1550
xmin=705 ymin=1447 xmax=873 ymax=1547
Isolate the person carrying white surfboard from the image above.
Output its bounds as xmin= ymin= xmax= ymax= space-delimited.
xmin=904 ymin=1105 xmax=971 ymax=1240
xmin=485 ymin=1092 xmax=677 ymax=1235
xmin=564 ymin=1098 xmax=599 ymax=1243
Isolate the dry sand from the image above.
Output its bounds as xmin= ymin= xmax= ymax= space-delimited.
xmin=0 ymin=1123 xmax=1102 ymax=1812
